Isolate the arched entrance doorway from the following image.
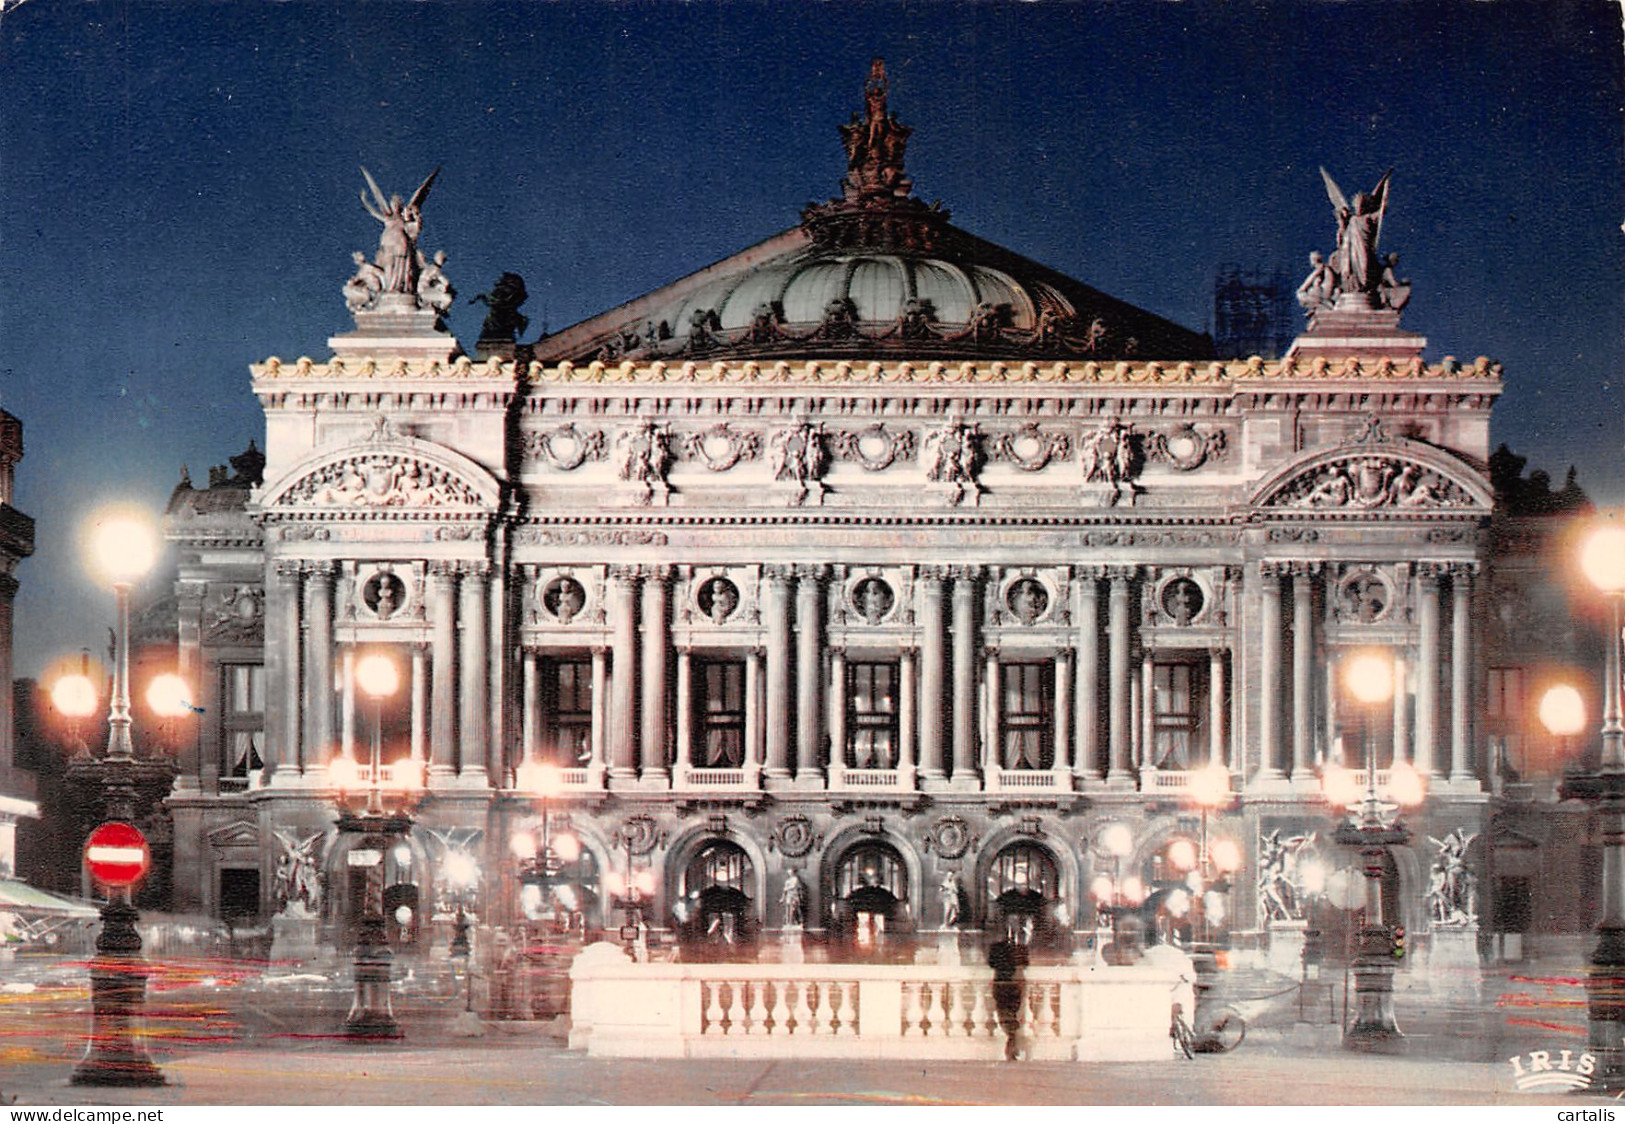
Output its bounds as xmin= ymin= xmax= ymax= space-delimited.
xmin=985 ymin=842 xmax=1061 ymax=948
xmin=830 ymin=842 xmax=911 ymax=958
xmin=519 ymin=842 xmax=603 ymax=938
xmin=676 ymin=840 xmax=756 ymax=958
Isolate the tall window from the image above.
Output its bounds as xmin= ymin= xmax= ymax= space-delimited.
xmin=1152 ymin=660 xmax=1209 ymax=769
xmin=847 ymin=661 xmax=899 ymax=768
xmin=1486 ymin=667 xmax=1527 ymax=776
xmin=694 ymin=659 xmax=746 ymax=768
xmin=544 ymin=658 xmax=593 ymax=764
xmin=1000 ymin=662 xmax=1053 ymax=770
xmin=220 ymin=663 xmax=264 ymax=782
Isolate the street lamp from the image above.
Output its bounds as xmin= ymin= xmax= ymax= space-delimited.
xmin=71 ymin=509 xmax=164 ymax=1087
xmin=331 ymin=650 xmax=417 ymax=1039
xmin=1183 ymin=761 xmax=1238 ymax=946
xmin=51 ymin=662 xmax=98 ymax=759
xmin=1559 ymin=519 xmax=1625 ymax=1090
xmin=1329 ymin=650 xmax=1419 ymax=1053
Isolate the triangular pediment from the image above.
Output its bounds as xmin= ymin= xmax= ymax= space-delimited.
xmin=206 ymin=820 xmax=260 ymax=849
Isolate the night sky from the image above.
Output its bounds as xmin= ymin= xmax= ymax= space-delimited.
xmin=1 ymin=1 xmax=1621 ymax=680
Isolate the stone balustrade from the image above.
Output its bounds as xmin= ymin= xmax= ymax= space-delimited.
xmin=568 ymin=944 xmax=1184 ymax=1061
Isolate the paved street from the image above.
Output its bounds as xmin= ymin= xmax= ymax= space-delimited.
xmin=0 ymin=951 xmax=1605 ymax=1106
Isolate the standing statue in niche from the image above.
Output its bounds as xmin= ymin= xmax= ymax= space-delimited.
xmin=940 ymin=871 xmax=963 ymax=929
xmin=359 ymin=166 xmax=441 ymax=297
xmin=780 ymin=870 xmax=807 ymax=929
xmin=1427 ymin=828 xmax=1479 ymax=926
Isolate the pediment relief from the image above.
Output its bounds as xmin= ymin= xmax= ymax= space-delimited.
xmin=258 ymin=427 xmax=500 ymax=514
xmin=207 ymin=820 xmax=260 ymax=850
xmin=1253 ymin=440 xmax=1491 ymax=513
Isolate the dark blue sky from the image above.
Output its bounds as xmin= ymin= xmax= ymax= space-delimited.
xmin=2 ymin=0 xmax=1621 ymax=678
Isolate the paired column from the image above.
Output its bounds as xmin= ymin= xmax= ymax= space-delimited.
xmin=1450 ymin=565 xmax=1475 ymax=785
xmin=267 ymin=561 xmax=303 ymax=780
xmin=674 ymin=648 xmax=692 ymax=774
xmin=828 ymin=647 xmax=848 ymax=772
xmin=340 ymin=645 xmax=356 ymax=763
xmin=608 ymin=567 xmax=639 ymax=782
xmin=1053 ymin=650 xmax=1072 ymax=777
xmin=1209 ymin=647 xmax=1228 ymax=770
xmin=521 ymin=650 xmax=539 ymax=761
xmin=795 ymin=565 xmax=826 ymax=783
xmin=1107 ymin=568 xmax=1133 ymax=784
xmin=302 ymin=561 xmax=336 ymax=774
xmin=458 ymin=563 xmax=490 ymax=782
xmin=1074 ymin=570 xmax=1102 ymax=783
xmin=951 ymin=567 xmax=979 ymax=786
xmin=898 ymin=648 xmax=917 ymax=783
xmin=764 ymin=566 xmax=793 ymax=783
xmin=746 ymin=648 xmax=765 ymax=781
xmin=429 ymin=562 xmax=459 ymax=778
xmin=917 ymin=570 xmax=948 ymax=784
xmin=984 ymin=650 xmax=1002 ymax=771
xmin=1416 ymin=568 xmax=1441 ymax=777
xmin=410 ymin=644 xmax=428 ymax=763
xmin=590 ymin=647 xmax=608 ymax=781
xmin=640 ymin=566 xmax=670 ymax=782
xmin=1258 ymin=564 xmax=1284 ymax=781
xmin=1291 ymin=565 xmax=1316 ymax=781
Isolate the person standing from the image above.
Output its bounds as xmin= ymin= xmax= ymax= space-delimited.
xmin=988 ymin=933 xmax=1030 ymax=1061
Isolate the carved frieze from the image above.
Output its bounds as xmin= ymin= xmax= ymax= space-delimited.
xmin=770 ymin=421 xmax=829 ymax=506
xmin=1144 ymin=423 xmax=1228 ymax=472
xmin=830 ymin=424 xmax=917 ymax=471
xmin=924 ymin=418 xmax=982 ymax=507
xmin=768 ymin=815 xmax=824 ymax=858
xmin=281 ymin=454 xmax=483 ymax=509
xmin=988 ymin=422 xmax=1071 ymax=472
xmin=523 ymin=423 xmax=607 ymax=470
xmin=513 ymin=528 xmax=669 ymax=547
xmin=615 ymin=420 xmax=673 ymax=505
xmin=204 ymin=584 xmax=265 ymax=643
xmin=1270 ymin=455 xmax=1476 ymax=510
xmin=681 ymin=423 xmax=762 ymax=472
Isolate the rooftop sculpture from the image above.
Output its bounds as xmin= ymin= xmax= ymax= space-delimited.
xmin=344 ymin=166 xmax=455 ymax=326
xmin=1298 ymin=168 xmax=1411 ymax=325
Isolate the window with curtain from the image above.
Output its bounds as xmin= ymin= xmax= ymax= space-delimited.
xmin=1001 ymin=662 xmax=1053 ymax=770
xmin=544 ymin=658 xmax=593 ymax=764
xmin=847 ymin=661 xmax=899 ymax=768
xmin=1152 ymin=660 xmax=1211 ymax=769
xmin=694 ymin=659 xmax=746 ymax=768
xmin=221 ymin=663 xmax=264 ymax=780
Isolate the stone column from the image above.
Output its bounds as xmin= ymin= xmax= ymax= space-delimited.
xmin=640 ymin=565 xmax=670 ymax=784
xmin=521 ymin=649 xmax=539 ymax=762
xmin=1054 ymin=650 xmax=1072 ymax=779
xmin=1393 ymin=655 xmax=1411 ymax=765
xmin=410 ymin=644 xmax=427 ymax=763
xmin=1107 ymin=569 xmax=1134 ymax=786
xmin=303 ymin=561 xmax=336 ymax=775
xmin=429 ymin=563 xmax=459 ymax=780
xmin=745 ymin=648 xmax=764 ymax=784
xmin=951 ymin=566 xmax=979 ymax=788
xmin=1291 ymin=566 xmax=1315 ymax=784
xmin=1417 ymin=569 xmax=1441 ymax=777
xmin=1450 ymin=566 xmax=1475 ymax=785
xmin=173 ymin=581 xmax=205 ymax=789
xmin=918 ymin=570 xmax=947 ymax=786
xmin=828 ymin=647 xmax=848 ymax=774
xmin=487 ymin=561 xmax=507 ymax=783
xmin=795 ymin=565 xmax=826 ymax=786
xmin=1075 ymin=570 xmax=1102 ymax=784
xmin=459 ymin=563 xmax=490 ymax=783
xmin=1210 ymin=647 xmax=1228 ymax=770
xmin=266 ymin=561 xmax=302 ymax=781
xmin=985 ymin=650 xmax=1002 ymax=772
xmin=1139 ymin=655 xmax=1153 ymax=771
xmin=1325 ymin=660 xmax=1341 ymax=766
xmin=590 ymin=646 xmax=608 ymax=781
xmin=764 ymin=566 xmax=793 ymax=785
xmin=340 ymin=644 xmax=356 ymax=764
xmin=675 ymin=648 xmax=692 ymax=776
xmin=1258 ymin=564 xmax=1284 ymax=782
xmin=899 ymin=648 xmax=917 ymax=786
xmin=608 ymin=567 xmax=639 ymax=783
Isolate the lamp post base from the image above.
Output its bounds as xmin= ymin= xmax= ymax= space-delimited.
xmin=72 ymin=897 xmax=166 ymax=1087
xmin=1586 ymin=925 xmax=1625 ymax=1091
xmin=1344 ymin=929 xmax=1405 ymax=1054
xmin=345 ymin=917 xmax=402 ymax=1040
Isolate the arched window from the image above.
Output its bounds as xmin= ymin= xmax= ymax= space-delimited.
xmin=677 ymin=840 xmax=755 ymax=952
xmin=835 ymin=842 xmax=908 ymax=902
xmin=985 ymin=842 xmax=1061 ymax=947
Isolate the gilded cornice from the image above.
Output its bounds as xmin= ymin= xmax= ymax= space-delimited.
xmin=252 ymin=353 xmax=1502 ymax=387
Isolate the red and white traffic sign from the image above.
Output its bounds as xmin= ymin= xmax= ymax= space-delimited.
xmin=84 ymin=822 xmax=150 ymax=888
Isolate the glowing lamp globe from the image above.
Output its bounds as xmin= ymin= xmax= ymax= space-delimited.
xmin=1166 ymin=838 xmax=1198 ymax=872
xmin=327 ymin=754 xmax=360 ymax=791
xmin=355 ymin=654 xmax=400 ymax=700
xmin=90 ymin=514 xmax=157 ymax=584
xmin=1120 ymin=876 xmax=1146 ymax=906
xmin=1089 ymin=874 xmax=1115 ymax=903
xmin=634 ymin=869 xmax=657 ymax=896
xmin=553 ymin=833 xmax=581 ymax=863
xmin=51 ymin=674 xmax=98 ymax=719
xmin=517 ymin=759 xmax=563 ymax=798
xmin=1210 ymin=838 xmax=1242 ymax=874
xmin=1345 ymin=653 xmax=1395 ymax=706
xmin=1386 ymin=760 xmax=1426 ymax=808
xmin=1321 ymin=763 xmax=1362 ymax=808
xmin=146 ymin=674 xmax=193 ymax=718
xmin=1580 ymin=523 xmax=1625 ymax=595
xmin=510 ymin=831 xmax=537 ymax=860
xmin=1188 ymin=761 xmax=1231 ymax=808
xmin=390 ymin=757 xmax=425 ymax=792
xmin=1101 ymin=823 xmax=1133 ymax=858
xmin=1539 ymin=684 xmax=1587 ymax=737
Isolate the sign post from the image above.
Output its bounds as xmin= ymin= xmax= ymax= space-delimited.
xmin=72 ymin=822 xmax=165 ymax=1087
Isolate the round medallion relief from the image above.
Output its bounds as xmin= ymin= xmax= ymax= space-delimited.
xmin=542 ymin=576 xmax=587 ymax=623
xmin=1006 ymin=578 xmax=1049 ymax=624
xmin=697 ymin=576 xmax=741 ymax=624
xmin=852 ymin=577 xmax=895 ymax=624
xmin=362 ymin=571 xmax=406 ymax=620
xmin=1160 ymin=577 xmax=1204 ymax=626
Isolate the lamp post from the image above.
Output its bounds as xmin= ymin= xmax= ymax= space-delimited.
xmin=51 ymin=662 xmax=98 ymax=760
xmin=329 ymin=651 xmax=417 ymax=1040
xmin=69 ymin=511 xmax=165 ymax=1087
xmin=1559 ymin=520 xmax=1625 ymax=1090
xmin=1330 ymin=651 xmax=1419 ymax=1053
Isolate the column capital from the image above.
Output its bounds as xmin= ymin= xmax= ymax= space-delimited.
xmin=457 ymin=559 xmax=492 ymax=581
xmin=301 ymin=559 xmax=337 ymax=578
xmin=638 ymin=562 xmax=674 ymax=583
xmin=1444 ymin=560 xmax=1480 ymax=579
xmin=1287 ymin=561 xmax=1323 ymax=580
xmin=607 ymin=564 xmax=641 ymax=584
xmin=792 ymin=563 xmax=830 ymax=583
xmin=916 ymin=565 xmax=951 ymax=585
xmin=761 ymin=563 xmax=796 ymax=584
xmin=1258 ymin=560 xmax=1293 ymax=580
xmin=1103 ymin=564 xmax=1138 ymax=584
xmin=1415 ymin=562 xmax=1448 ymax=586
xmin=428 ymin=560 xmax=461 ymax=582
xmin=1073 ymin=565 xmax=1107 ymax=582
xmin=947 ymin=564 xmax=982 ymax=583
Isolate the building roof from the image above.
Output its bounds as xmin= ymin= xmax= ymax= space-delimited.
xmin=531 ymin=61 xmax=1211 ymax=367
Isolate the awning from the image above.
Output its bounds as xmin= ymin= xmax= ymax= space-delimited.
xmin=0 ymin=878 xmax=101 ymax=918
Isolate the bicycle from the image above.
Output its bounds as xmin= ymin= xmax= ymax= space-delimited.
xmin=1170 ymin=1003 xmax=1196 ymax=1059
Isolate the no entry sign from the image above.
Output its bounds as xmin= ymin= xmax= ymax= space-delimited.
xmin=84 ymin=822 xmax=150 ymax=888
